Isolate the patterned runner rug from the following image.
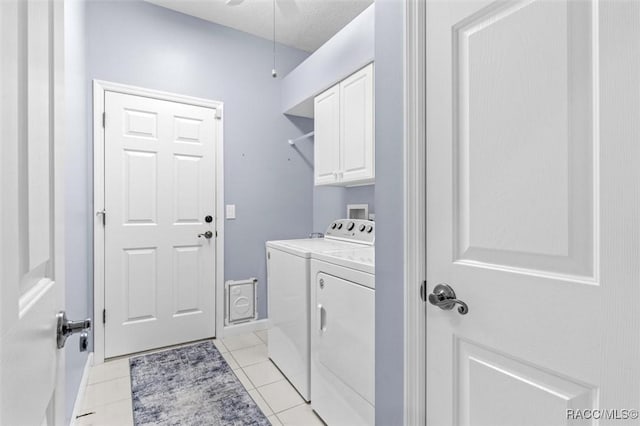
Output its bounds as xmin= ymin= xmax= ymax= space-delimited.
xmin=130 ymin=341 xmax=270 ymax=425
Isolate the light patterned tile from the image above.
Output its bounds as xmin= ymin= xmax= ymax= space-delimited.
xmin=255 ymin=329 xmax=268 ymax=344
xmin=76 ymin=398 xmax=133 ymax=426
xmin=212 ymin=338 xmax=229 ymax=354
xmin=81 ymin=377 xmax=131 ymax=411
xmin=243 ymin=361 xmax=285 ymax=388
xmin=257 ymin=380 xmax=305 ymax=414
xmin=221 ymin=350 xmax=241 ymax=370
xmin=232 ymin=344 xmax=268 ymax=367
xmin=267 ymin=415 xmax=283 ymax=426
xmin=222 ymin=333 xmax=263 ymax=351
xmin=277 ymin=404 xmax=324 ymax=426
xmin=248 ymin=389 xmax=274 ymax=417
xmin=87 ymin=358 xmax=130 ymax=385
xmin=233 ymin=368 xmax=255 ymax=391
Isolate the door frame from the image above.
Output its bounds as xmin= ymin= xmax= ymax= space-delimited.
xmin=92 ymin=80 xmax=225 ymax=364
xmin=403 ymin=1 xmax=427 ymax=425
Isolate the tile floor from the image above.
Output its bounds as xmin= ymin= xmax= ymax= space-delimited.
xmin=74 ymin=330 xmax=324 ymax=426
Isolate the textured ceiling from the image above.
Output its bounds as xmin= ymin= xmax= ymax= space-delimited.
xmin=144 ymin=0 xmax=373 ymax=52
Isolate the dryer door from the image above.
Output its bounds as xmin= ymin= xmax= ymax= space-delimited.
xmin=313 ymin=272 xmax=374 ymax=425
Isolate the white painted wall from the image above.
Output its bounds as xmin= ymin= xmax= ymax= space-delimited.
xmin=64 ymin=0 xmax=90 ymax=422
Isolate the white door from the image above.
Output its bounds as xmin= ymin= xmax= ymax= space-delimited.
xmin=1 ymin=0 xmax=66 ymax=425
xmin=314 ymin=84 xmax=341 ymax=185
xmin=104 ymin=91 xmax=217 ymax=358
xmin=426 ymin=0 xmax=640 ymax=425
xmin=340 ymin=63 xmax=374 ymax=184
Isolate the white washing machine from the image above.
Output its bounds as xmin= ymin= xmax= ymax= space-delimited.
xmin=266 ymin=219 xmax=374 ymax=402
xmin=310 ymin=246 xmax=375 ymax=426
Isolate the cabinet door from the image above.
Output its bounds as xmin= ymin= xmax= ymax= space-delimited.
xmin=340 ymin=63 xmax=374 ymax=184
xmin=314 ymin=84 xmax=341 ymax=185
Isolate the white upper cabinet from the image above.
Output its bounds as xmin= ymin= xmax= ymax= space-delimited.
xmin=314 ymin=85 xmax=341 ymax=185
xmin=314 ymin=63 xmax=374 ymax=186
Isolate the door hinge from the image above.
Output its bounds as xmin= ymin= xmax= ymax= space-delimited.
xmin=96 ymin=210 xmax=106 ymax=226
xmin=102 ymin=112 xmax=106 ymax=128
xmin=419 ymin=280 xmax=427 ymax=302
xmin=102 ymin=309 xmax=106 ymax=324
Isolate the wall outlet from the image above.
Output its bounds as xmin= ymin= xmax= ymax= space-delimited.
xmin=226 ymin=204 xmax=236 ymax=219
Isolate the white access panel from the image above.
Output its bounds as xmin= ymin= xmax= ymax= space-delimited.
xmin=225 ymin=279 xmax=257 ymax=324
xmin=311 ymin=265 xmax=375 ymax=426
xmin=266 ymin=246 xmax=310 ymax=401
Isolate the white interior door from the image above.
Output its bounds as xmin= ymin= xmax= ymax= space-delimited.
xmin=426 ymin=0 xmax=640 ymax=424
xmin=104 ymin=91 xmax=217 ymax=358
xmin=0 ymin=0 xmax=66 ymax=424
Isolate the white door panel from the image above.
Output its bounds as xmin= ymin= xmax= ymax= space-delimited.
xmin=314 ymin=85 xmax=341 ymax=185
xmin=104 ymin=92 xmax=217 ymax=358
xmin=427 ymin=0 xmax=640 ymax=424
xmin=340 ymin=64 xmax=374 ymax=184
xmin=316 ymin=273 xmax=374 ymax=404
xmin=1 ymin=0 xmax=65 ymax=424
xmin=266 ymin=248 xmax=310 ymax=400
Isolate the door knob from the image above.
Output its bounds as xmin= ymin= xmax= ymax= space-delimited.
xmin=428 ymin=283 xmax=469 ymax=315
xmin=198 ymin=231 xmax=213 ymax=239
xmin=56 ymin=311 xmax=92 ymax=350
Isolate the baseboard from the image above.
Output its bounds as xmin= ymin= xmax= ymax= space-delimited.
xmin=69 ymin=353 xmax=93 ymax=426
xmin=220 ymin=318 xmax=269 ymax=338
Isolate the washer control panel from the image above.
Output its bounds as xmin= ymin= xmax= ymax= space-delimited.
xmin=325 ymin=219 xmax=375 ymax=245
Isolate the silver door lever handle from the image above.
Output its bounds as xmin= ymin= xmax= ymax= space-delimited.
xmin=428 ymin=283 xmax=469 ymax=315
xmin=198 ymin=231 xmax=213 ymax=239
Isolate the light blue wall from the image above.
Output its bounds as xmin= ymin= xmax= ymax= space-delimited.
xmin=85 ymin=0 xmax=313 ymax=321
xmin=64 ymin=0 xmax=90 ymax=422
xmin=374 ymin=0 xmax=405 ymax=423
xmin=281 ymin=4 xmax=375 ymax=117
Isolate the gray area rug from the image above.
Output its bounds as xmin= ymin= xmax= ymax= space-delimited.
xmin=130 ymin=341 xmax=271 ymax=426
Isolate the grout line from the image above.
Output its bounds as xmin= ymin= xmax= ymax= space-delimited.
xmin=87 ymin=374 xmax=130 ymax=386
xmin=226 ymin=341 xmax=267 ymax=353
xmin=81 ymin=394 xmax=133 ymax=414
xmin=271 ymin=401 xmax=307 ymax=415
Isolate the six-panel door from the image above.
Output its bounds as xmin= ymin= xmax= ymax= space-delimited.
xmin=104 ymin=92 xmax=217 ymax=358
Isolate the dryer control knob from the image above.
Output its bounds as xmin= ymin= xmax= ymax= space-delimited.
xmin=359 ymin=224 xmax=366 ymax=232
xmin=337 ymin=223 xmax=343 ymax=229
xmin=366 ymin=225 xmax=373 ymax=233
xmin=331 ymin=223 xmax=337 ymax=229
xmin=347 ymin=222 xmax=355 ymax=231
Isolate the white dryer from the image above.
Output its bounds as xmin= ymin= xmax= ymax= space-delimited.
xmin=266 ymin=220 xmax=374 ymax=402
xmin=311 ymin=246 xmax=375 ymax=426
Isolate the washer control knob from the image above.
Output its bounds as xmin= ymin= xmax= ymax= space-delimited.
xmin=337 ymin=223 xmax=343 ymax=229
xmin=331 ymin=223 xmax=337 ymax=229
xmin=366 ymin=225 xmax=373 ymax=233
xmin=359 ymin=224 xmax=366 ymax=232
xmin=347 ymin=222 xmax=355 ymax=231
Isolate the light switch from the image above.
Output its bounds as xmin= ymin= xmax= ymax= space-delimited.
xmin=226 ymin=204 xmax=236 ymax=219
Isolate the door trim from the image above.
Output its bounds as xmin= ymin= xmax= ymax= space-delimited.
xmin=404 ymin=1 xmax=427 ymax=425
xmin=92 ymin=80 xmax=225 ymax=364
